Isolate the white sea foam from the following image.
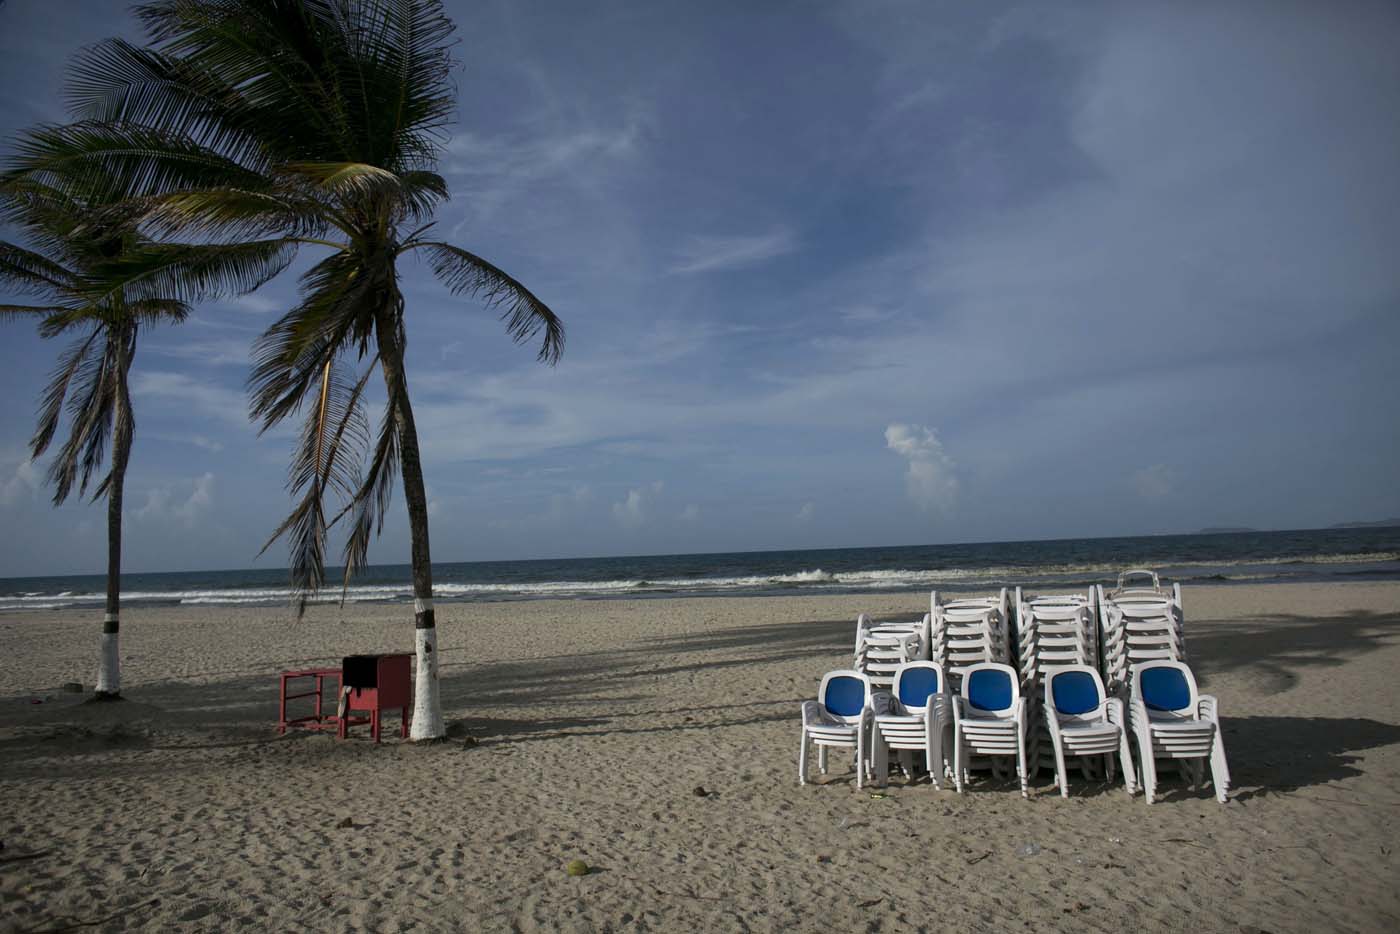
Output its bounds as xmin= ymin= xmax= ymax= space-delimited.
xmin=2 ymin=550 xmax=1396 ymax=611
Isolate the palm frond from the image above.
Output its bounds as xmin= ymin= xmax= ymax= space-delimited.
xmin=258 ymin=357 xmax=371 ymax=616
xmin=85 ymin=236 xmax=296 ymax=306
xmin=47 ymin=327 xmax=127 ymax=503
xmin=248 ymin=251 xmax=375 ymax=432
xmin=5 ymin=121 xmax=268 ymax=205
xmin=0 ymin=241 xmax=79 ymax=295
xmin=338 ymin=387 xmax=401 ymax=597
xmin=410 ymin=240 xmax=565 ymax=363
xmin=30 ymin=329 xmax=102 ymax=461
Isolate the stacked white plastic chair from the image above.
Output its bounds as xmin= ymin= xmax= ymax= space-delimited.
xmin=929 ymin=589 xmax=1010 ymax=693
xmin=951 ymin=662 xmax=1029 ymax=798
xmin=870 ymin=661 xmax=954 ymax=789
xmin=799 ymin=670 xmax=874 ymax=788
xmin=1043 ymin=665 xmax=1136 ymax=797
xmin=1014 ymin=587 xmax=1100 ymax=778
xmin=1098 ymin=570 xmax=1185 ymax=691
xmin=853 ymin=613 xmax=930 ymax=689
xmin=1127 ymin=660 xmax=1229 ymax=803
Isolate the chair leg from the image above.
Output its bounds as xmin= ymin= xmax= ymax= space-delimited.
xmin=818 ymin=745 xmax=828 ymax=775
xmin=1118 ymin=731 xmax=1137 ymax=796
xmin=1210 ymin=738 xmax=1230 ymax=803
xmin=856 ymin=730 xmax=865 ymax=790
xmin=953 ymin=731 xmax=964 ymax=794
xmin=798 ymin=730 xmax=809 ymax=786
xmin=1017 ymin=728 xmax=1029 ymax=799
xmin=1138 ymin=730 xmax=1158 ymax=804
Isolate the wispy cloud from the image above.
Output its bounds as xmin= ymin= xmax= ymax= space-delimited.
xmin=668 ymin=228 xmax=797 ymax=275
xmin=1132 ymin=464 xmax=1177 ymax=499
xmin=131 ymin=371 xmax=251 ymax=428
xmin=612 ymin=481 xmax=664 ymax=529
xmin=796 ymin=501 xmax=815 ymax=522
xmin=133 ymin=472 xmax=216 ymax=525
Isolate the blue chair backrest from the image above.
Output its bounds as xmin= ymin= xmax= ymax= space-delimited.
xmin=1140 ymin=667 xmax=1191 ymax=711
xmin=824 ymin=676 xmax=866 ymax=717
xmin=897 ymin=667 xmax=941 ymax=708
xmin=966 ymin=668 xmax=1012 ymax=712
xmin=1051 ymin=671 xmax=1101 ymax=715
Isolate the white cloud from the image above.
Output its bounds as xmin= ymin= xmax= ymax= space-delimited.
xmin=0 ymin=457 xmax=40 ymax=505
xmin=1132 ymin=464 xmax=1177 ymax=499
xmin=796 ymin=502 xmax=815 ymax=522
xmin=668 ymin=228 xmax=797 ymax=275
xmin=131 ymin=371 xmax=251 ymax=428
xmin=679 ymin=504 xmax=700 ymax=521
xmin=229 ymin=294 xmax=281 ymax=314
xmin=612 ymin=481 xmax=663 ymax=529
xmin=134 ymin=473 xmax=216 ymax=525
xmin=885 ymin=424 xmax=958 ymax=512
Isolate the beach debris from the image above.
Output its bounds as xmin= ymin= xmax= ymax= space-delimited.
xmin=814 ymin=854 xmax=832 ymax=864
xmin=1162 ymin=837 xmax=1208 ymax=849
xmin=62 ymin=682 xmax=84 ymax=693
xmin=966 ymin=851 xmax=991 ymax=865
xmin=867 ymin=792 xmax=889 ymax=800
xmin=565 ymin=859 xmax=591 ymax=877
xmin=692 ymin=785 xmax=714 ymax=798
xmin=1016 ymin=842 xmax=1042 ymax=857
xmin=335 ymin=817 xmax=355 ymax=829
xmin=1108 ymin=836 xmax=1123 ymax=844
xmin=857 ymin=898 xmax=883 ymax=909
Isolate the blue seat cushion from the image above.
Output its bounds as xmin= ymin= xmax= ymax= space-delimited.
xmin=967 ymin=669 xmax=1012 ymax=712
xmin=824 ymin=676 xmax=866 ymax=717
xmin=898 ymin=667 xmax=941 ymax=708
xmin=1052 ymin=671 xmax=1100 ymax=715
xmin=1140 ymin=667 xmax=1191 ymax=712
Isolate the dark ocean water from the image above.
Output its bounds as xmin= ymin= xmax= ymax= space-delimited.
xmin=2 ymin=527 xmax=1397 ymax=613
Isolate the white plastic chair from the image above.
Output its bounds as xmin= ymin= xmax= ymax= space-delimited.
xmin=1044 ymin=665 xmax=1136 ymax=798
xmin=1128 ymin=661 xmax=1230 ymax=804
xmin=871 ymin=661 xmax=953 ymax=789
xmin=855 ymin=614 xmax=930 ymax=680
xmin=952 ymin=662 xmax=1029 ymax=798
xmin=799 ymin=670 xmax=874 ymax=788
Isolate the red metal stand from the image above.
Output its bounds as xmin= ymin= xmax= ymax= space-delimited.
xmin=337 ymin=653 xmax=413 ymax=742
xmin=277 ymin=668 xmax=344 ymax=734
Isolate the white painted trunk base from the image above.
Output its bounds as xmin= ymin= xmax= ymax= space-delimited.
xmin=96 ymin=622 xmax=119 ymax=695
xmin=410 ymin=622 xmax=445 ymax=740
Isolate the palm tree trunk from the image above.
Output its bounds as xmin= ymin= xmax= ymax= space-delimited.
xmin=97 ymin=327 xmax=135 ymax=698
xmin=375 ymin=298 xmax=444 ymax=740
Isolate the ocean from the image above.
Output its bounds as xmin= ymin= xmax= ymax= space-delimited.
xmin=1 ymin=527 xmax=1397 ymax=613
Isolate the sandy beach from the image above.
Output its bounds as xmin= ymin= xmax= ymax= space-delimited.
xmin=2 ymin=580 xmax=1398 ymax=932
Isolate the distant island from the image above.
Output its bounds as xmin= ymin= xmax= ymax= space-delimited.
xmin=1195 ymin=518 xmax=1400 ymax=534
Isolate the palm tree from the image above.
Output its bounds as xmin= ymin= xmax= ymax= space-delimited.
xmin=6 ymin=0 xmax=565 ymax=738
xmin=0 ymin=177 xmax=291 ymax=698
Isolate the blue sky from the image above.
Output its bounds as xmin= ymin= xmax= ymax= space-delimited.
xmin=2 ymin=0 xmax=1398 ymax=576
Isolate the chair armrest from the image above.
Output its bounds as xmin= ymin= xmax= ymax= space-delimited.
xmin=801 ymin=700 xmax=829 ymax=727
xmin=1104 ymin=697 xmax=1126 ymax=727
xmin=1197 ymin=694 xmax=1221 ymax=724
xmin=870 ymin=691 xmax=894 ymax=717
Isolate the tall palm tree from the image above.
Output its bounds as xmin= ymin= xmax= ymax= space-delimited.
xmin=7 ymin=0 xmax=564 ymax=738
xmin=0 ymin=178 xmax=292 ymax=698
